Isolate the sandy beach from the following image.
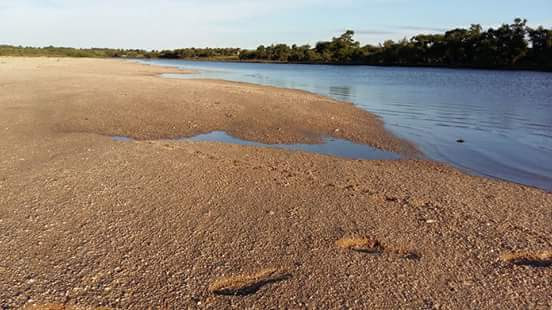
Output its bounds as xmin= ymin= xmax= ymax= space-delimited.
xmin=1 ymin=57 xmax=551 ymax=309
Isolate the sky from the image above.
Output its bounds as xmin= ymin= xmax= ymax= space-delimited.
xmin=1 ymin=0 xmax=551 ymax=50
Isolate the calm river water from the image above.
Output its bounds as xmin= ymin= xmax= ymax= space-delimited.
xmin=138 ymin=59 xmax=552 ymax=191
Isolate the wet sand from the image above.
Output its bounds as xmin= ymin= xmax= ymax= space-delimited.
xmin=1 ymin=57 xmax=551 ymax=309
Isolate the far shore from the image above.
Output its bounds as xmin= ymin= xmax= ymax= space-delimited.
xmin=3 ymin=54 xmax=552 ymax=72
xmin=145 ymin=56 xmax=552 ymax=72
xmin=1 ymin=57 xmax=550 ymax=308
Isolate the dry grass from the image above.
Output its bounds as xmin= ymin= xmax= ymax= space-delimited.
xmin=336 ymin=237 xmax=420 ymax=260
xmin=209 ymin=268 xmax=290 ymax=296
xmin=500 ymin=250 xmax=552 ymax=267
xmin=336 ymin=237 xmax=383 ymax=253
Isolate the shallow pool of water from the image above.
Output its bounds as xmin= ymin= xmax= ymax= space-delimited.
xmin=112 ymin=131 xmax=400 ymax=160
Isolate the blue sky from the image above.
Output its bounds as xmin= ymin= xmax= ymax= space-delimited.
xmin=1 ymin=0 xmax=551 ymax=49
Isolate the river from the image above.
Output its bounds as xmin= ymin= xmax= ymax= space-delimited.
xmin=138 ymin=59 xmax=552 ymax=191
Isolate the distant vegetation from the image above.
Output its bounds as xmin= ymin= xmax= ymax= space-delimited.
xmin=156 ymin=48 xmax=241 ymax=60
xmin=0 ymin=45 xmax=241 ymax=60
xmin=1 ymin=19 xmax=550 ymax=70
xmin=0 ymin=45 xmax=242 ymax=60
xmin=0 ymin=45 xmax=153 ymax=58
xmin=239 ymin=19 xmax=552 ymax=70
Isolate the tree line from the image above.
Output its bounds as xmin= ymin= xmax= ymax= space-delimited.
xmin=155 ymin=48 xmax=240 ymax=59
xmin=1 ymin=19 xmax=550 ymax=70
xmin=0 ymin=45 xmax=154 ymax=58
xmin=239 ymin=19 xmax=552 ymax=69
xmin=0 ymin=45 xmax=241 ymax=60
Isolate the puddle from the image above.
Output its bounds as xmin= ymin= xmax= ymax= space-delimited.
xmin=112 ymin=136 xmax=134 ymax=142
xmin=113 ymin=131 xmax=400 ymax=160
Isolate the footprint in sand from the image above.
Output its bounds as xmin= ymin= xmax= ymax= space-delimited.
xmin=209 ymin=268 xmax=290 ymax=296
xmin=336 ymin=237 xmax=421 ymax=260
xmin=500 ymin=250 xmax=552 ymax=267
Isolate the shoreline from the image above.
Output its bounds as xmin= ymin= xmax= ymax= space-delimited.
xmin=1 ymin=57 xmax=551 ymax=308
xmin=5 ymin=54 xmax=551 ymax=73
xmin=143 ymin=59 xmax=552 ymax=192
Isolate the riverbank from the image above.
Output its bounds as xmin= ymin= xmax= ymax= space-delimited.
xmin=1 ymin=57 xmax=551 ymax=309
xmin=157 ymin=57 xmax=552 ymax=72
